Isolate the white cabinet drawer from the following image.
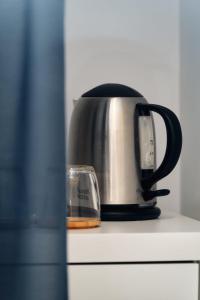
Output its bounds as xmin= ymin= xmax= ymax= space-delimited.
xmin=69 ymin=263 xmax=198 ymax=300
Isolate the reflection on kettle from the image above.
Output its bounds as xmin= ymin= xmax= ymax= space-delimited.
xmin=69 ymin=84 xmax=182 ymax=221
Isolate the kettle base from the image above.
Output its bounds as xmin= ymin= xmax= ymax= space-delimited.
xmin=101 ymin=205 xmax=161 ymax=221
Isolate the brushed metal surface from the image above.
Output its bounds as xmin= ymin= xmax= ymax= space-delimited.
xmin=68 ymin=97 xmax=156 ymax=206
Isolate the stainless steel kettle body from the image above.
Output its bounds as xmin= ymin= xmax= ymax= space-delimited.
xmin=68 ymin=84 xmax=182 ymax=220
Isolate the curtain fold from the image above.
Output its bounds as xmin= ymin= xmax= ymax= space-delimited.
xmin=0 ymin=1 xmax=67 ymax=299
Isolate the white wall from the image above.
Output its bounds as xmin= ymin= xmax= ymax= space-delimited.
xmin=180 ymin=0 xmax=200 ymax=220
xmin=65 ymin=0 xmax=181 ymax=212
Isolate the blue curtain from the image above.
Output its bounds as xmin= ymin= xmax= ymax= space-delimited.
xmin=0 ymin=1 xmax=67 ymax=299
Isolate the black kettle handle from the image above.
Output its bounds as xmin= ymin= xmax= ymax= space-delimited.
xmin=136 ymin=103 xmax=182 ymax=199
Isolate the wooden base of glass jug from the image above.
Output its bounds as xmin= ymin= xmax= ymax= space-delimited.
xmin=67 ymin=217 xmax=101 ymax=229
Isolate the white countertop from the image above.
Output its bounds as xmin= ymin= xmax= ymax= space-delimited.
xmin=68 ymin=212 xmax=200 ymax=263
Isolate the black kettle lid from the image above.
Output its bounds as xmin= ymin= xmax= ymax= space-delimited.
xmin=81 ymin=83 xmax=143 ymax=98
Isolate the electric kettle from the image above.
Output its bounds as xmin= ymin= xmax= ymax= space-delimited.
xmin=68 ymin=84 xmax=182 ymax=221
